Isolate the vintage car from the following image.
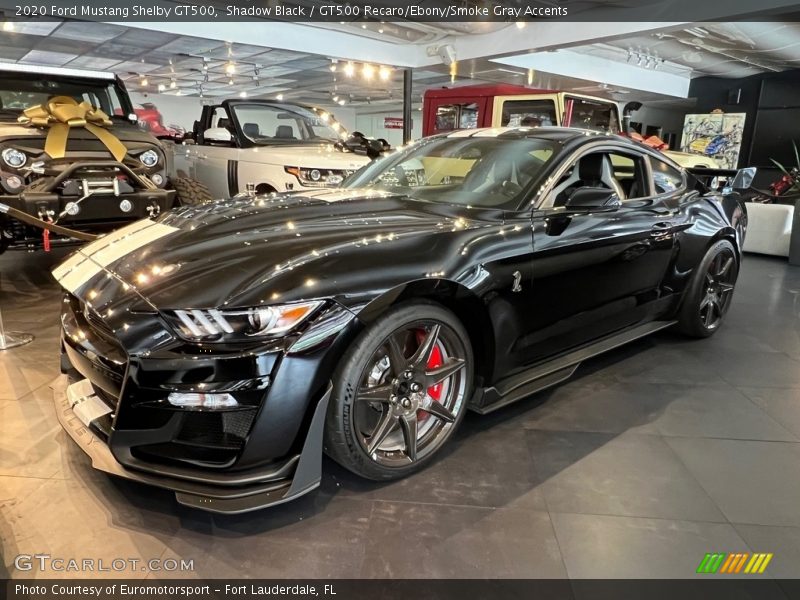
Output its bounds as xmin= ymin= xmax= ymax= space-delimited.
xmin=0 ymin=64 xmax=207 ymax=254
xmin=422 ymin=83 xmax=713 ymax=168
xmin=53 ymin=127 xmax=746 ymax=513
xmin=171 ymin=100 xmax=375 ymax=199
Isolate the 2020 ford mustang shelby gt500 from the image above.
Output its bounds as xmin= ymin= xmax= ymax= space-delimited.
xmin=53 ymin=128 xmax=747 ymax=513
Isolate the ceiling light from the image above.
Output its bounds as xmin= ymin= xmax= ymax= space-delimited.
xmin=228 ymin=78 xmax=234 ymax=85
xmin=276 ymin=93 xmax=284 ymax=100
xmin=332 ymin=95 xmax=339 ymax=102
xmin=378 ymin=66 xmax=391 ymax=81
xmin=338 ymin=99 xmax=346 ymax=105
xmin=329 ymin=59 xmax=338 ymax=72
xmin=140 ymin=76 xmax=148 ymax=87
xmin=170 ymin=79 xmax=177 ymax=89
xmin=157 ymin=83 xmax=166 ymax=92
xmin=343 ymin=62 xmax=355 ymax=77
xmin=516 ymin=22 xmax=526 ymax=29
xmin=362 ymin=63 xmax=375 ymax=79
xmin=2 ymin=22 xmax=13 ymax=32
xmin=202 ymin=58 xmax=209 ymax=71
xmin=378 ymin=28 xmax=384 ymax=34
xmin=239 ymin=91 xmax=248 ymax=98
xmin=225 ymin=61 xmax=236 ymax=75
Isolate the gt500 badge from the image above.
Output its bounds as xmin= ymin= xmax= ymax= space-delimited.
xmin=52 ymin=219 xmax=178 ymax=294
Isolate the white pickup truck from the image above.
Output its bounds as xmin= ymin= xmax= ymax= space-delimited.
xmin=172 ymin=100 xmax=374 ymax=198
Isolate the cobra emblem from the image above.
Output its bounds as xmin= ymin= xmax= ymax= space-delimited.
xmin=512 ymin=271 xmax=522 ymax=293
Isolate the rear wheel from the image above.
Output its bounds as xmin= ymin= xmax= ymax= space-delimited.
xmin=677 ymin=239 xmax=738 ymax=338
xmin=324 ymin=302 xmax=473 ymax=480
xmin=170 ymin=176 xmax=214 ymax=206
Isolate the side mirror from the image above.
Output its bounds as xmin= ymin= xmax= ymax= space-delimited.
xmin=730 ymin=167 xmax=757 ymax=191
xmin=203 ymin=127 xmax=233 ymax=143
xmin=565 ymin=187 xmax=621 ymax=210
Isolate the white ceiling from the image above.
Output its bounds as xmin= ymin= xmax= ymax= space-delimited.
xmin=0 ymin=16 xmax=798 ymax=110
xmin=571 ymin=21 xmax=800 ymax=79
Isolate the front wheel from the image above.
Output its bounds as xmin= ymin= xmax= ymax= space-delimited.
xmin=324 ymin=302 xmax=473 ymax=481
xmin=677 ymin=239 xmax=739 ymax=338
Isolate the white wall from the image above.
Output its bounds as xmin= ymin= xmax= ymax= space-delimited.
xmin=354 ymin=111 xmax=423 ymax=146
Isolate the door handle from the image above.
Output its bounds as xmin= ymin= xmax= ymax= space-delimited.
xmin=651 ymin=222 xmax=673 ymax=237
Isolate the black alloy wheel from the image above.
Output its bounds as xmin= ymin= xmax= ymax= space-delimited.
xmin=325 ymin=302 xmax=473 ymax=480
xmin=678 ymin=239 xmax=738 ymax=337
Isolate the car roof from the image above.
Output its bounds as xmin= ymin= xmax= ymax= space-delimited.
xmin=440 ymin=126 xmax=668 ymax=156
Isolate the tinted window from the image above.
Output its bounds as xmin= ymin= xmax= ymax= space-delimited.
xmin=651 ymin=158 xmax=685 ymax=193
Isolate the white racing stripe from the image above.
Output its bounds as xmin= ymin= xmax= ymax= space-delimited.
xmin=52 ymin=219 xmax=179 ymax=294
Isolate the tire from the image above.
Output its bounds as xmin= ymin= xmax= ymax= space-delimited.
xmin=677 ymin=239 xmax=739 ymax=338
xmin=324 ymin=301 xmax=473 ymax=481
xmin=170 ymin=176 xmax=214 ymax=206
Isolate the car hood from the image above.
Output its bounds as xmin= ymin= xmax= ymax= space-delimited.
xmin=241 ymin=144 xmax=371 ymax=169
xmin=52 ymin=189 xmax=503 ymax=312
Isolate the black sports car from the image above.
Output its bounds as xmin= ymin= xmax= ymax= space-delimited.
xmin=53 ymin=128 xmax=747 ymax=513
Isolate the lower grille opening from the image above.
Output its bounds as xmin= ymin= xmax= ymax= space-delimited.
xmin=130 ymin=408 xmax=257 ymax=469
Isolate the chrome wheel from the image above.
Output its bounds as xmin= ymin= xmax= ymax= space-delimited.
xmin=699 ymin=248 xmax=736 ymax=330
xmin=353 ymin=322 xmax=468 ymax=468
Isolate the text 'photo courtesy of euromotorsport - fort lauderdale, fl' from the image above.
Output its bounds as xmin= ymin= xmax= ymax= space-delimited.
xmin=3 ymin=0 xmax=800 ymax=598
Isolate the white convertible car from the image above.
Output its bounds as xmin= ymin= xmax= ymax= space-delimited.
xmin=172 ymin=100 xmax=375 ymax=198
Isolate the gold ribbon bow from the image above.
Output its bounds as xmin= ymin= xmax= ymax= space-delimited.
xmin=18 ymin=95 xmax=128 ymax=162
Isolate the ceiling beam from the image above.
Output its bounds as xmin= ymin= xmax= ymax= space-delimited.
xmin=493 ymin=49 xmax=691 ymax=98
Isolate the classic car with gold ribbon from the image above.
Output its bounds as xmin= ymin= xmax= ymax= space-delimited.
xmin=0 ymin=64 xmax=202 ymax=254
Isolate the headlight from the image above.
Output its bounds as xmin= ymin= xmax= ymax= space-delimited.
xmin=139 ymin=149 xmax=159 ymax=168
xmin=2 ymin=148 xmax=26 ymax=169
xmin=284 ymin=166 xmax=346 ymax=187
xmin=169 ymin=301 xmax=322 ymax=342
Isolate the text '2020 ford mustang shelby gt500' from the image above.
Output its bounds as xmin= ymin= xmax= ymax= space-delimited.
xmin=53 ymin=128 xmax=747 ymax=513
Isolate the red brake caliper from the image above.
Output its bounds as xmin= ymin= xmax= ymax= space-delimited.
xmin=415 ymin=330 xmax=444 ymax=422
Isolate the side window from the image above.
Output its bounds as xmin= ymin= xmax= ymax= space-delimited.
xmin=434 ymin=103 xmax=479 ymax=132
xmin=501 ymin=99 xmax=557 ymax=127
xmin=564 ymin=97 xmax=620 ymax=133
xmin=547 ymin=150 xmax=648 ymax=207
xmin=651 ymin=158 xmax=685 ymax=194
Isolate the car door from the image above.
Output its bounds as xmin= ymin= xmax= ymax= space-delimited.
xmin=523 ymin=144 xmax=677 ymax=363
xmin=194 ymin=105 xmax=240 ymax=199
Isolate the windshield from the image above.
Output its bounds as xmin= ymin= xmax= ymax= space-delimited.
xmin=344 ymin=135 xmax=558 ymax=209
xmin=231 ymin=103 xmax=346 ymax=144
xmin=0 ymin=75 xmax=129 ymax=119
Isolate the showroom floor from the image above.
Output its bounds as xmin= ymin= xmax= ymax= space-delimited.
xmin=2 ymin=248 xmax=800 ymax=580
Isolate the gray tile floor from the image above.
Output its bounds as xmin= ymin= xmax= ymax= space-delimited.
xmin=2 ymin=249 xmax=800 ymax=580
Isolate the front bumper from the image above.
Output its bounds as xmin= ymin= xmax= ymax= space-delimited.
xmin=54 ymin=374 xmax=331 ymax=514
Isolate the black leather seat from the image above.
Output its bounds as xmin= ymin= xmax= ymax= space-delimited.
xmin=555 ymin=154 xmax=625 ymax=206
xmin=275 ymin=125 xmax=295 ymax=139
xmin=243 ymin=122 xmax=260 ymax=138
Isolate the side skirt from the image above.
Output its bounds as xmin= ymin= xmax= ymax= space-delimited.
xmin=470 ymin=320 xmax=677 ymax=415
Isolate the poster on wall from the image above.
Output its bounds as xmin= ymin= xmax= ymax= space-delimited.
xmin=680 ymin=112 xmax=746 ymax=169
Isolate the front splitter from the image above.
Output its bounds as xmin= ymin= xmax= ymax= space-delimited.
xmin=52 ymin=375 xmax=331 ymax=514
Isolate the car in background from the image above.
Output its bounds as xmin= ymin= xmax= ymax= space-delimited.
xmin=172 ymin=100 xmax=376 ymax=198
xmin=53 ymin=127 xmax=746 ymax=513
xmin=0 ymin=64 xmax=180 ymax=254
xmin=422 ymin=83 xmax=714 ymax=168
